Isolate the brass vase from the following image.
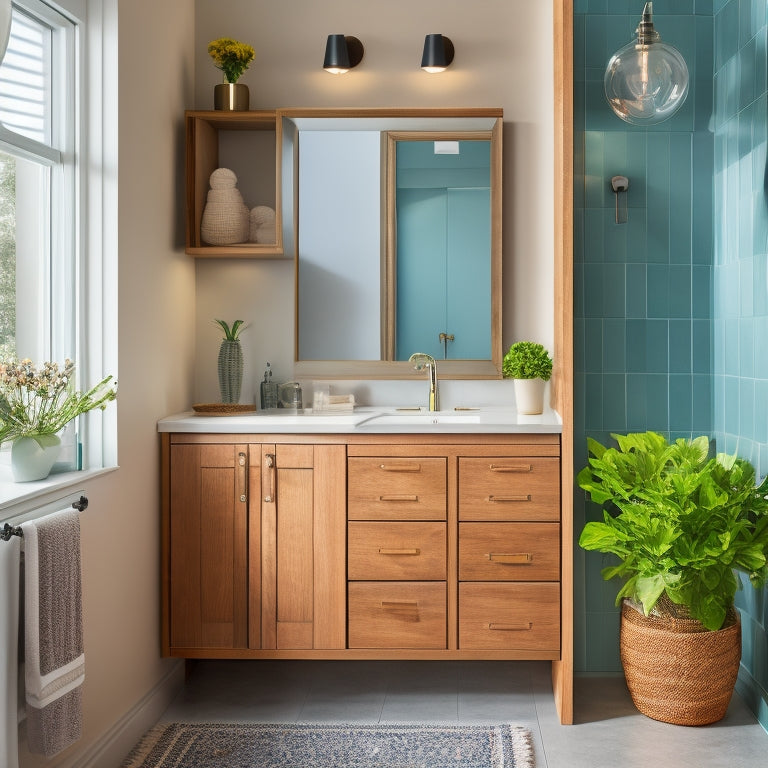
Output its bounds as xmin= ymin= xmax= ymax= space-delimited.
xmin=214 ymin=82 xmax=249 ymax=111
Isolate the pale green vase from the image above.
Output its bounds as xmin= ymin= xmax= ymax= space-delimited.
xmin=218 ymin=339 xmax=243 ymax=403
xmin=11 ymin=434 xmax=62 ymax=482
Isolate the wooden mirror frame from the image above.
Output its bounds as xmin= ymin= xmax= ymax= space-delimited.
xmin=280 ymin=108 xmax=503 ymax=380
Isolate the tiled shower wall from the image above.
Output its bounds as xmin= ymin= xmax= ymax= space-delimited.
xmin=573 ymin=0 xmax=715 ymax=674
xmin=574 ymin=0 xmax=768 ymax=731
xmin=712 ymin=0 xmax=768 ymax=729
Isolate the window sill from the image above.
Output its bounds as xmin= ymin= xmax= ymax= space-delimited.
xmin=0 ymin=466 xmax=119 ymax=519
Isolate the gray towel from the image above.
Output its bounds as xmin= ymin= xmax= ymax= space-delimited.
xmin=0 ymin=533 xmax=21 ymax=768
xmin=21 ymin=509 xmax=84 ymax=757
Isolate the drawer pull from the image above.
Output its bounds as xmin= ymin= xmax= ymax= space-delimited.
xmin=488 ymin=622 xmax=533 ymax=632
xmin=489 ymin=464 xmax=532 ymax=473
xmin=237 ymin=451 xmax=247 ymax=503
xmin=379 ymin=494 xmax=419 ymax=502
xmin=381 ymin=600 xmax=418 ymax=608
xmin=378 ymin=547 xmax=421 ymax=556
xmin=486 ymin=552 xmax=532 ymax=564
xmin=264 ymin=452 xmax=275 ymax=503
xmin=379 ymin=463 xmax=421 ymax=472
xmin=488 ymin=494 xmax=531 ymax=503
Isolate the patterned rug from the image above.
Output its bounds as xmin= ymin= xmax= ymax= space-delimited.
xmin=122 ymin=722 xmax=535 ymax=768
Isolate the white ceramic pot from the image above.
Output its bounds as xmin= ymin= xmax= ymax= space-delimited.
xmin=11 ymin=434 xmax=62 ymax=482
xmin=513 ymin=378 xmax=545 ymax=415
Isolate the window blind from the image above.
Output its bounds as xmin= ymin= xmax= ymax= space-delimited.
xmin=0 ymin=10 xmax=49 ymax=145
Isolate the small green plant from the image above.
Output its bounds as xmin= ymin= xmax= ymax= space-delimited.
xmin=207 ymin=38 xmax=255 ymax=83
xmin=214 ymin=319 xmax=245 ymax=341
xmin=502 ymin=341 xmax=553 ymax=380
xmin=578 ymin=431 xmax=768 ymax=631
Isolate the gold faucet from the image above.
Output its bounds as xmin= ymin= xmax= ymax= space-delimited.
xmin=409 ymin=352 xmax=439 ymax=412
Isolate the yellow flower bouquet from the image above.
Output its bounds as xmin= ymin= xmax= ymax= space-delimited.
xmin=208 ymin=38 xmax=255 ymax=83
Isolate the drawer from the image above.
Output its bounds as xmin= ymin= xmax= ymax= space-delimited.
xmin=348 ymin=457 xmax=447 ymax=520
xmin=459 ymin=582 xmax=560 ymax=651
xmin=459 ymin=523 xmax=560 ymax=581
xmin=458 ymin=457 xmax=559 ymax=521
xmin=348 ymin=582 xmax=446 ymax=648
xmin=348 ymin=522 xmax=446 ymax=580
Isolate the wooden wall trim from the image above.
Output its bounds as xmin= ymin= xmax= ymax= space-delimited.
xmin=552 ymin=0 xmax=574 ymax=726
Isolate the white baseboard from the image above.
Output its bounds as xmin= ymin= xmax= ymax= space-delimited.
xmin=54 ymin=660 xmax=185 ymax=768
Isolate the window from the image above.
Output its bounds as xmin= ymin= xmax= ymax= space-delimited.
xmin=0 ymin=0 xmax=114 ymax=486
xmin=0 ymin=0 xmax=76 ymax=365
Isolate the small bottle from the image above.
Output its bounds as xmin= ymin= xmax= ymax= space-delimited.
xmin=260 ymin=363 xmax=278 ymax=410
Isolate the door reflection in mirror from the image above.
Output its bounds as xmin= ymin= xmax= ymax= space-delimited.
xmin=392 ymin=138 xmax=491 ymax=361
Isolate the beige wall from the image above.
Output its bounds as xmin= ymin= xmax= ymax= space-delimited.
xmin=193 ymin=0 xmax=555 ymax=402
xmin=19 ymin=0 xmax=196 ymax=765
xmin=19 ymin=2 xmax=556 ymax=763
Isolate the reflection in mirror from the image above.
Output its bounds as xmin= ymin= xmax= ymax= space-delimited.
xmin=285 ymin=109 xmax=502 ymax=379
xmin=388 ymin=135 xmax=491 ymax=362
xmin=297 ymin=130 xmax=382 ymax=361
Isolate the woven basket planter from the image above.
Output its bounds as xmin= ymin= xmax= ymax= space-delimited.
xmin=620 ymin=600 xmax=741 ymax=726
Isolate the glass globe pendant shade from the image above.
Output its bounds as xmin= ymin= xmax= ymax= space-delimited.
xmin=603 ymin=3 xmax=689 ymax=125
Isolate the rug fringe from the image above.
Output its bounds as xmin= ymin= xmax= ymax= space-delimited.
xmin=120 ymin=722 xmax=172 ymax=768
xmin=508 ymin=725 xmax=535 ymax=768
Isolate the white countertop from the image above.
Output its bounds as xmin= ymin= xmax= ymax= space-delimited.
xmin=157 ymin=406 xmax=563 ymax=434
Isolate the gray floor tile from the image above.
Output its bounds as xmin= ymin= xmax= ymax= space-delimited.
xmin=156 ymin=660 xmax=767 ymax=767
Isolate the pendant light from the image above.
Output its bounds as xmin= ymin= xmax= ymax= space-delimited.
xmin=603 ymin=2 xmax=689 ymax=125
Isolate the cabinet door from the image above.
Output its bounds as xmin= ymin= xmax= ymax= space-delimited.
xmin=169 ymin=443 xmax=248 ymax=650
xmin=258 ymin=444 xmax=346 ymax=650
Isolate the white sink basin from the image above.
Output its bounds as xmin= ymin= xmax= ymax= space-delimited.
xmin=190 ymin=410 xmax=371 ymax=427
xmin=357 ymin=411 xmax=482 ymax=428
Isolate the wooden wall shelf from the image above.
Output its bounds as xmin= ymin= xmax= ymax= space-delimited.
xmin=185 ymin=110 xmax=286 ymax=258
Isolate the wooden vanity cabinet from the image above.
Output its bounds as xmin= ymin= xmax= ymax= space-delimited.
xmin=162 ymin=433 xmax=562 ymax=661
xmin=165 ymin=441 xmax=249 ymax=651
xmin=161 ymin=435 xmax=346 ymax=657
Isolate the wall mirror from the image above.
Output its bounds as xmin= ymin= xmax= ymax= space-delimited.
xmin=280 ymin=109 xmax=502 ymax=379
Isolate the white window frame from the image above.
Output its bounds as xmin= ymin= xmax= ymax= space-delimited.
xmin=0 ymin=0 xmax=117 ymax=513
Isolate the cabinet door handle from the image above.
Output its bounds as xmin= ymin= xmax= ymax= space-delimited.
xmin=379 ymin=463 xmax=421 ymax=472
xmin=264 ymin=452 xmax=275 ymax=503
xmin=378 ymin=494 xmax=419 ymax=502
xmin=487 ymin=494 xmax=531 ymax=503
xmin=237 ymin=451 xmax=247 ymax=503
xmin=486 ymin=552 xmax=532 ymax=564
xmin=380 ymin=600 xmax=418 ymax=608
xmin=488 ymin=622 xmax=533 ymax=631
xmin=489 ymin=464 xmax=532 ymax=473
xmin=378 ymin=547 xmax=421 ymax=556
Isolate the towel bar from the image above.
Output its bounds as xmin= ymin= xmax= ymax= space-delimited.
xmin=1 ymin=495 xmax=89 ymax=541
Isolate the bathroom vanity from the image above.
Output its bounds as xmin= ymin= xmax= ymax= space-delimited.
xmin=158 ymin=409 xmax=568 ymax=714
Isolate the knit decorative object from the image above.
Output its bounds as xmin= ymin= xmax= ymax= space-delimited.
xmin=249 ymin=205 xmax=276 ymax=243
xmin=217 ymin=339 xmax=243 ymax=404
xmin=201 ymin=168 xmax=249 ymax=245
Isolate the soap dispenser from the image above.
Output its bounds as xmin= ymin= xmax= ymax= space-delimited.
xmin=260 ymin=362 xmax=278 ymax=410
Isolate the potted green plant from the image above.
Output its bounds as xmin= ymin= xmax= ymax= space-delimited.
xmin=0 ymin=358 xmax=117 ymax=482
xmin=578 ymin=431 xmax=768 ymax=725
xmin=502 ymin=341 xmax=553 ymax=415
xmin=208 ymin=37 xmax=255 ymax=111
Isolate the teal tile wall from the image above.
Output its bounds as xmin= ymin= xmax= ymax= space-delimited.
xmin=575 ymin=0 xmax=768 ymax=731
xmin=712 ymin=0 xmax=768 ymax=730
xmin=574 ymin=5 xmax=715 ymax=674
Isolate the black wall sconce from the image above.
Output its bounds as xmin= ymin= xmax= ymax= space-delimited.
xmin=421 ymin=34 xmax=454 ymax=73
xmin=323 ymin=34 xmax=364 ymax=74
